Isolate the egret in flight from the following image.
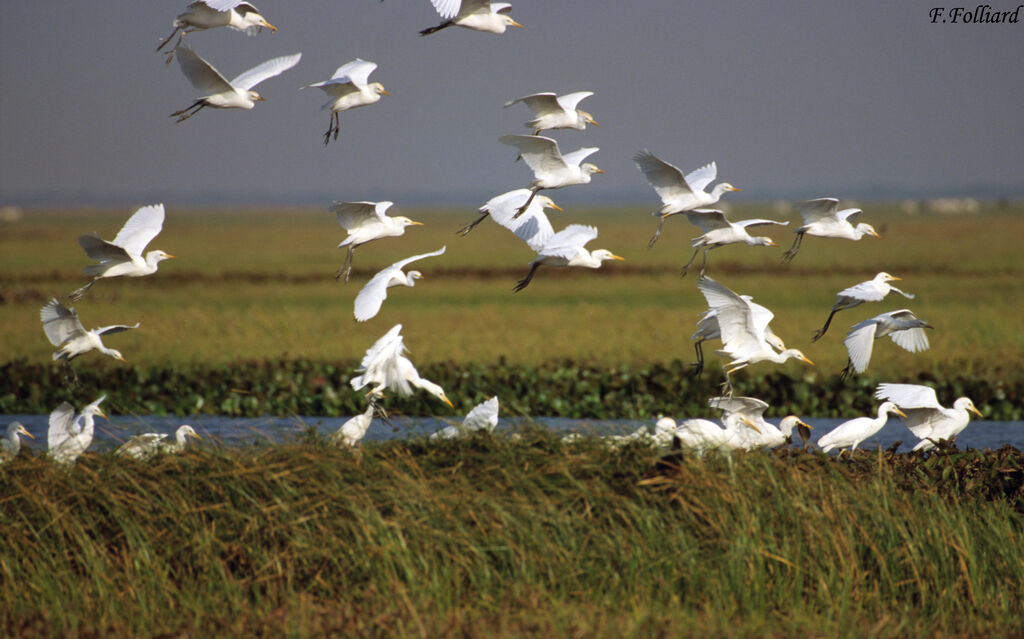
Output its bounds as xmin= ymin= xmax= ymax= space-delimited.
xmin=456 ymin=189 xmax=561 ymax=248
xmin=329 ymin=405 xmax=376 ymax=448
xmin=812 ymin=272 xmax=914 ymax=341
xmin=781 ymin=198 xmax=880 ymax=262
xmin=691 ymin=298 xmax=786 ymax=376
xmin=353 ymin=246 xmax=446 ymax=321
xmin=842 ymin=309 xmax=932 ymax=378
xmin=47 ymin=396 xmax=107 ymax=466
xmin=171 ymin=48 xmax=301 ymax=122
xmin=116 ymin=425 xmax=201 ymax=460
xmin=41 ymin=298 xmax=138 ymax=367
xmin=679 ymin=209 xmax=788 ymax=276
xmin=817 ymin=402 xmax=906 ymax=455
xmin=874 ymin=383 xmax=983 ymax=451
xmin=304 ymin=59 xmax=389 ymax=145
xmin=350 ymin=324 xmax=454 ymax=411
xmin=504 ymin=91 xmax=597 ymax=135
xmin=330 ymin=201 xmax=423 ymax=282
xmin=158 ymin=1 xmax=277 ymax=64
xmin=499 ymin=135 xmax=603 ymax=216
xmin=1 ymin=422 xmax=33 ymax=464
xmin=513 ymin=224 xmax=624 ymax=292
xmin=420 ymin=0 xmax=523 ymax=36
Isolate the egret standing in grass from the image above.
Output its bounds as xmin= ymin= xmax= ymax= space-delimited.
xmin=456 ymin=189 xmax=562 ymax=246
xmin=420 ymin=0 xmax=523 ymax=35
xmin=329 ymin=405 xmax=376 ymax=448
xmin=817 ymin=402 xmax=906 ymax=455
xmin=158 ymin=1 xmax=277 ymax=63
xmin=171 ymin=48 xmax=301 ymax=122
xmin=1 ymin=422 xmax=33 ymax=464
xmin=874 ymin=383 xmax=984 ymax=451
xmin=350 ymin=324 xmax=453 ymax=411
xmin=116 ymin=425 xmax=201 ymax=460
xmin=304 ymin=59 xmax=389 ymax=145
xmin=781 ymin=197 xmax=880 ymax=262
xmin=812 ymin=272 xmax=914 ymax=341
xmin=499 ymin=135 xmax=603 ymax=216
xmin=353 ymin=247 xmax=446 ymax=322
xmin=679 ymin=209 xmax=788 ymax=276
xmin=504 ymin=91 xmax=597 ymax=135
xmin=842 ymin=309 xmax=932 ymax=378
xmin=513 ymin=224 xmax=624 ymax=292
xmin=47 ymin=396 xmax=106 ymax=466
xmin=41 ymin=298 xmax=138 ymax=369
xmin=432 ymin=396 xmax=499 ymax=439
xmin=330 ymin=201 xmax=423 ymax=282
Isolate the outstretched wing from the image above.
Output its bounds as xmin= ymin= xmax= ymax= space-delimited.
xmin=231 ymin=52 xmax=302 ymax=90
xmin=326 ymin=58 xmax=377 ymax=88
xmin=685 ymin=209 xmax=731 ymax=233
xmin=330 ymin=201 xmax=389 ymax=230
xmin=429 ymin=0 xmax=462 ymax=19
xmin=843 ymin=319 xmax=879 ymax=373
xmin=111 ymin=204 xmax=165 ymax=256
xmin=353 ymin=247 xmax=445 ymax=322
xmin=556 ymin=91 xmax=594 ymax=112
xmin=389 ymin=245 xmax=447 ymax=273
xmin=799 ymin=198 xmax=840 ymax=225
xmin=633 ymin=150 xmax=693 ymax=204
xmin=838 ymin=279 xmax=886 ymax=302
xmin=560 ymin=146 xmax=599 ymax=169
xmin=709 ymin=395 xmax=769 ymax=418
xmin=483 ymin=190 xmax=555 ymax=251
xmin=874 ymin=383 xmax=941 ymax=409
xmin=47 ymin=402 xmax=77 ymax=451
xmin=97 ymin=323 xmax=141 ymax=337
xmin=176 ymin=48 xmax=233 ymax=94
xmin=539 ymin=224 xmax=598 ymax=259
xmin=683 ymin=161 xmax=717 ymax=192
xmin=78 ymin=235 xmax=130 ymax=263
xmin=40 ymin=298 xmax=85 ymax=346
xmin=889 ymin=326 xmax=930 ymax=354
xmin=734 ymin=218 xmax=789 ymax=230
xmin=500 ymin=135 xmax=567 ymax=175
xmin=697 ymin=277 xmax=771 ymax=352
xmin=504 ymin=92 xmax=560 ymax=113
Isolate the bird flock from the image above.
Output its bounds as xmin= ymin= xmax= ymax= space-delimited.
xmin=6 ymin=0 xmax=989 ymax=465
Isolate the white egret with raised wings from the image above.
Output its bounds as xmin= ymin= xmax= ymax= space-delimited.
xmin=812 ymin=272 xmax=915 ymax=341
xmin=709 ymin=396 xmax=812 ymax=448
xmin=679 ymin=208 xmax=788 ymax=276
xmin=420 ymin=0 xmax=523 ymax=35
xmin=513 ymin=224 xmax=623 ymax=292
xmin=499 ymin=135 xmax=603 ymax=216
xmin=781 ymin=198 xmax=880 ymax=262
xmin=171 ymin=48 xmax=301 ymax=122
xmin=304 ymin=59 xmax=388 ymax=145
xmin=41 ymin=298 xmax=138 ymax=365
xmin=350 ymin=324 xmax=453 ymax=410
xmin=842 ymin=309 xmax=932 ymax=378
xmin=354 ymin=246 xmax=446 ymax=321
xmin=330 ymin=201 xmax=423 ymax=282
xmin=47 ymin=396 xmax=107 ymax=466
xmin=691 ymin=298 xmax=786 ymax=376
xmin=432 ymin=396 xmax=499 ymax=439
xmin=504 ymin=91 xmax=597 ymax=135
xmin=874 ymin=383 xmax=983 ymax=451
xmin=817 ymin=402 xmax=906 ymax=455
xmin=158 ymin=1 xmax=277 ymax=63
xmin=456 ymin=189 xmax=561 ymax=247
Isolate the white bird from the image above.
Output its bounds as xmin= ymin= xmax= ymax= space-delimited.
xmin=353 ymin=246 xmax=446 ymax=322
xmin=304 ymin=59 xmax=389 ymax=146
xmin=68 ymin=204 xmax=174 ymax=302
xmin=329 ymin=405 xmax=376 ymax=448
xmin=812 ymin=273 xmax=915 ymax=342
xmin=842 ymin=309 xmax=932 ymax=378
xmin=171 ymin=48 xmax=301 ymax=122
xmin=420 ymin=0 xmax=523 ymax=36
xmin=157 ymin=1 xmax=277 ymax=64
xmin=499 ymin=135 xmax=603 ymax=216
xmin=691 ymin=300 xmax=787 ymax=376
xmin=41 ymin=298 xmax=139 ymax=365
xmin=47 ymin=396 xmax=107 ymax=466
xmin=679 ymin=209 xmax=789 ymax=276
xmin=633 ymin=151 xmax=740 ymax=247
xmin=513 ymin=224 xmax=624 ymax=292
xmin=781 ymin=198 xmax=880 ymax=262
xmin=874 ymin=383 xmax=984 ymax=451
xmin=116 ymin=425 xmax=201 ymax=460
xmin=456 ymin=189 xmax=562 ymax=247
xmin=432 ymin=396 xmax=499 ymax=439
xmin=1 ymin=422 xmax=33 ymax=464
xmin=350 ymin=324 xmax=454 ymax=409
xmin=696 ymin=276 xmax=813 ymax=394
xmin=708 ymin=396 xmax=812 ymax=449
xmin=504 ymin=91 xmax=597 ymax=135
xmin=676 ymin=413 xmax=760 ymax=454
xmin=817 ymin=402 xmax=906 ymax=454
xmin=330 ymin=201 xmax=423 ymax=282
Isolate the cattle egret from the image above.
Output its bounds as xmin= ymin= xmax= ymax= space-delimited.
xmin=874 ymin=383 xmax=984 ymax=451
xmin=709 ymin=396 xmax=812 ymax=448
xmin=812 ymin=272 xmax=915 ymax=341
xmin=1 ymin=422 xmax=33 ymax=464
xmin=330 ymin=201 xmax=423 ymax=282
xmin=691 ymin=299 xmax=786 ymax=376
xmin=817 ymin=402 xmax=906 ymax=454
xmin=680 ymin=209 xmax=788 ymax=276
xmin=420 ymin=0 xmax=523 ymax=35
xmin=782 ymin=198 xmax=880 ymax=262
xmin=504 ymin=91 xmax=597 ymax=135
xmin=457 ymin=189 xmax=561 ymax=249
xmin=329 ymin=405 xmax=376 ymax=448
xmin=499 ymin=135 xmax=603 ymax=216
xmin=171 ymin=48 xmax=301 ymax=122
xmin=513 ymin=224 xmax=623 ymax=292
xmin=41 ymin=298 xmax=138 ymax=365
xmin=842 ymin=309 xmax=932 ymax=378
xmin=158 ymin=1 xmax=277 ymax=64
xmin=304 ymin=59 xmax=388 ymax=145
xmin=353 ymin=246 xmax=446 ymax=321
xmin=350 ymin=324 xmax=453 ymax=409
xmin=47 ymin=396 xmax=106 ymax=466
xmin=116 ymin=425 xmax=201 ymax=460
xmin=432 ymin=396 xmax=499 ymax=439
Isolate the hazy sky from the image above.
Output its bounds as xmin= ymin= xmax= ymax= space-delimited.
xmin=1 ymin=1 xmax=1022 ymax=207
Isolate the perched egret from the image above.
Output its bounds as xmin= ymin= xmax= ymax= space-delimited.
xmin=817 ymin=402 xmax=906 ymax=454
xmin=353 ymin=246 xmax=446 ymax=322
xmin=676 ymin=413 xmax=760 ymax=454
xmin=116 ymin=425 xmax=201 ymax=460
xmin=69 ymin=204 xmax=174 ymax=301
xmin=499 ymin=135 xmax=603 ymax=216
xmin=874 ymin=383 xmax=983 ymax=451
xmin=781 ymin=198 xmax=880 ymax=262
xmin=457 ymin=190 xmax=561 ymax=247
xmin=171 ymin=48 xmax=301 ymax=122
xmin=329 ymin=405 xmax=376 ymax=448
xmin=696 ymin=276 xmax=813 ymax=394
xmin=504 ymin=91 xmax=597 ymax=135
xmin=842 ymin=309 xmax=932 ymax=378
xmin=329 ymin=201 xmax=423 ymax=282
xmin=158 ymin=1 xmax=277 ymax=64
xmin=304 ymin=59 xmax=389 ymax=145
xmin=432 ymin=396 xmax=499 ymax=439
xmin=420 ymin=0 xmax=523 ymax=35
xmin=1 ymin=422 xmax=33 ymax=464
xmin=708 ymin=396 xmax=812 ymax=448
xmin=41 ymin=298 xmax=138 ymax=366
xmin=633 ymin=151 xmax=740 ymax=247
xmin=47 ymin=396 xmax=106 ymax=466
xmin=350 ymin=324 xmax=453 ymax=409
xmin=812 ymin=272 xmax=915 ymax=341
xmin=691 ymin=299 xmax=786 ymax=376
xmin=513 ymin=224 xmax=624 ymax=292
xmin=680 ymin=209 xmax=788 ymax=276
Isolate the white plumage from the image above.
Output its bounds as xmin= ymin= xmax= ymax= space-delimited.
xmin=842 ymin=309 xmax=932 ymax=377
xmin=432 ymin=396 xmax=499 ymax=439
xmin=330 ymin=201 xmax=423 ymax=282
xmin=171 ymin=48 xmax=301 ymax=121
xmin=350 ymin=324 xmax=453 ymax=408
xmin=499 ymin=135 xmax=603 ymax=216
xmin=504 ymin=91 xmax=597 ymax=135
xmin=817 ymin=402 xmax=906 ymax=454
xmin=158 ymin=1 xmax=278 ymax=63
xmin=353 ymin=246 xmax=446 ymax=322
xmin=47 ymin=396 xmax=107 ymax=466
xmin=41 ymin=298 xmax=139 ymax=364
xmin=304 ymin=59 xmax=388 ymax=145
xmin=513 ymin=224 xmax=624 ymax=292
xmin=457 ymin=190 xmax=562 ymax=249
xmin=874 ymin=383 xmax=984 ymax=451
xmin=1 ymin=422 xmax=33 ymax=464
xmin=679 ymin=208 xmax=788 ymax=276
xmin=329 ymin=405 xmax=376 ymax=448
xmin=782 ymin=197 xmax=880 ymax=262
xmin=421 ymin=0 xmax=523 ymax=35
xmin=116 ymin=425 xmax=201 ymax=460
xmin=813 ymin=273 xmax=914 ymax=341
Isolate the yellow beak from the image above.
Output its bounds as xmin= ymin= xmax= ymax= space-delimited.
xmin=262 ymin=21 xmax=278 ymax=32
xmin=509 ymin=20 xmax=524 ymax=28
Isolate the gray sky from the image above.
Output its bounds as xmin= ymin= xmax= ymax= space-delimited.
xmin=1 ymin=0 xmax=1022 ymax=207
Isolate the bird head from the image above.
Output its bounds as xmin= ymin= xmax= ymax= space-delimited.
xmin=581 ymin=163 xmax=604 ymax=176
xmin=180 ymin=425 xmax=202 ymax=440
xmin=754 ymin=237 xmax=776 ymax=247
xmin=371 ymin=82 xmax=390 ymax=97
xmin=259 ymin=18 xmax=278 ymax=32
xmin=110 ymin=350 xmax=127 ymax=364
xmin=503 ymin=16 xmax=524 ymax=29
xmin=248 ymin=91 xmax=266 ymax=103
xmin=857 ymin=223 xmax=881 ymax=239
xmin=955 ymin=398 xmax=984 ymax=418
xmin=593 ymin=249 xmax=625 ymax=263
xmin=785 ymin=349 xmax=814 ymax=366
xmin=408 ymin=270 xmax=424 ymax=282
xmin=580 ymin=111 xmax=598 ymax=127
xmin=11 ymin=422 xmax=33 ymax=440
xmin=398 ymin=217 xmax=424 ymax=228
xmin=878 ymin=272 xmax=900 ymax=282
xmin=538 ymin=196 xmax=563 ymax=211
xmin=148 ymin=250 xmax=175 ymax=264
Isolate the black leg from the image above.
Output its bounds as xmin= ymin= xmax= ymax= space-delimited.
xmin=513 ymin=188 xmax=539 ymax=219
xmin=811 ymin=308 xmax=840 ymax=342
xmin=781 ymin=232 xmax=804 ymax=263
xmin=680 ymin=245 xmax=702 ymax=277
xmin=513 ymin=263 xmax=541 ymax=292
xmin=456 ymin=212 xmax=489 ymax=237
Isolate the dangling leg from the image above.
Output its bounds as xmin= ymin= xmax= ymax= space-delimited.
xmin=680 ymin=245 xmax=702 ymax=277
xmin=323 ymin=113 xmax=335 ymax=146
xmin=839 ymin=359 xmax=854 ymax=381
xmin=68 ymin=279 xmax=97 ymax=303
xmin=648 ymin=214 xmax=668 ymax=248
xmin=691 ymin=340 xmax=705 ymax=376
xmin=811 ymin=308 xmax=840 ymax=342
xmin=513 ymin=187 xmax=539 ymax=219
xmin=719 ymin=366 xmax=734 ymax=398
xmin=456 ymin=212 xmax=489 ymax=237
xmin=336 ymin=246 xmax=355 ymax=282
xmin=781 ymin=231 xmax=804 ymax=263
xmin=419 ymin=20 xmax=454 ymax=36
xmin=332 ymin=111 xmax=341 ymax=142
xmin=697 ymin=246 xmax=716 ymax=278
xmin=513 ymin=263 xmax=541 ymax=292
xmin=171 ymin=100 xmax=205 ymax=123
xmin=160 ymin=28 xmax=187 ymax=65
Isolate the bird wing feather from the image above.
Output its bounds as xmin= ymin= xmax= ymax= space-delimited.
xmin=47 ymin=402 xmax=77 ymax=451
xmin=111 ymin=204 xmax=165 ymax=256
xmin=799 ymin=198 xmax=840 ymax=225
xmin=41 ymin=298 xmax=85 ymax=347
xmin=683 ymin=161 xmax=717 ymax=192
xmin=539 ymin=224 xmax=598 ymax=258
xmin=837 ymin=279 xmax=886 ymax=302
xmin=633 ymin=150 xmax=693 ymax=203
xmin=734 ymin=218 xmax=789 ymax=229
xmin=709 ymin=396 xmax=769 ymax=417
xmin=500 ymin=135 xmax=568 ymax=174
xmin=327 ymin=59 xmax=376 ymax=87
xmin=97 ymin=323 xmax=141 ymax=336
xmin=461 ymin=396 xmax=499 ymax=431
xmin=176 ymin=48 xmax=234 ymax=94
xmin=685 ymin=209 xmax=731 ymax=232
xmin=331 ymin=201 xmax=385 ymax=230
xmin=78 ymin=235 xmax=130 ymax=263
xmin=889 ymin=326 xmax=930 ymax=353
xmin=559 ymin=146 xmax=599 ymax=169
xmin=556 ymin=91 xmax=594 ymax=112
xmin=231 ymin=52 xmax=301 ymax=90
xmin=844 ymin=320 xmax=879 ymax=373
xmin=429 ymin=0 xmax=463 ymax=18
xmin=504 ymin=92 xmax=559 ymax=113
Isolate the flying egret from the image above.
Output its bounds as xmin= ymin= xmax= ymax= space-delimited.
xmin=47 ymin=396 xmax=106 ymax=466
xmin=781 ymin=198 xmax=880 ymax=263
xmin=499 ymin=135 xmax=603 ymax=216
xmin=329 ymin=201 xmax=423 ymax=282
xmin=41 ymin=298 xmax=138 ymax=366
xmin=68 ymin=204 xmax=174 ymax=302
xmin=157 ymin=1 xmax=277 ymax=64
xmin=171 ymin=48 xmax=301 ymax=122
xmin=708 ymin=396 xmax=812 ymax=448
xmin=874 ymin=383 xmax=984 ymax=451
xmin=817 ymin=402 xmax=906 ymax=455
xmin=350 ymin=324 xmax=454 ymax=410
xmin=691 ymin=299 xmax=786 ymax=376
xmin=456 ymin=189 xmax=561 ymax=248
xmin=812 ymin=272 xmax=915 ymax=341
xmin=304 ymin=59 xmax=389 ymax=145
xmin=1 ymin=422 xmax=33 ymax=464
xmin=329 ymin=405 xmax=376 ymax=448
xmin=504 ymin=91 xmax=597 ymax=135
xmin=353 ymin=246 xmax=446 ymax=322
xmin=633 ymin=151 xmax=740 ymax=247
xmin=420 ymin=0 xmax=523 ymax=35
xmin=679 ymin=209 xmax=789 ymax=276
xmin=696 ymin=276 xmax=813 ymax=394
xmin=513 ymin=224 xmax=624 ymax=292
xmin=116 ymin=425 xmax=201 ymax=460
xmin=432 ymin=396 xmax=499 ymax=439
xmin=841 ymin=309 xmax=932 ymax=378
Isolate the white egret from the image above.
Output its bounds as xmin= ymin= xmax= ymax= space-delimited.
xmin=330 ymin=201 xmax=423 ymax=282
xmin=812 ymin=272 xmax=915 ymax=341
xmin=1 ymin=422 xmax=33 ymax=464
xmin=633 ymin=151 xmax=740 ymax=247
xmin=456 ymin=190 xmax=561 ymax=247
xmin=499 ymin=135 xmax=603 ymax=216
xmin=304 ymin=59 xmax=389 ymax=145
xmin=69 ymin=204 xmax=174 ymax=302
xmin=874 ymin=383 xmax=984 ymax=451
xmin=420 ymin=0 xmax=523 ymax=36
xmin=116 ymin=425 xmax=201 ymax=460
xmin=842 ymin=309 xmax=932 ymax=378
xmin=691 ymin=300 xmax=786 ymax=376
xmin=513 ymin=224 xmax=624 ymax=292
xmin=41 ymin=298 xmax=138 ymax=365
xmin=432 ymin=396 xmax=499 ymax=439
xmin=353 ymin=246 xmax=446 ymax=322
xmin=329 ymin=405 xmax=376 ymax=448
xmin=680 ymin=209 xmax=789 ymax=276
xmin=47 ymin=396 xmax=107 ymax=466
xmin=781 ymin=198 xmax=880 ymax=262
xmin=676 ymin=413 xmax=761 ymax=454
xmin=158 ymin=1 xmax=277 ymax=63
xmin=696 ymin=276 xmax=813 ymax=394
xmin=350 ymin=324 xmax=454 ymax=409
xmin=708 ymin=396 xmax=812 ymax=448
xmin=817 ymin=402 xmax=906 ymax=454
xmin=504 ymin=91 xmax=597 ymax=135
xmin=171 ymin=48 xmax=301 ymax=122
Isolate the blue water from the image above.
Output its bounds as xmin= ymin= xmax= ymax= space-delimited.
xmin=5 ymin=414 xmax=1023 ymax=453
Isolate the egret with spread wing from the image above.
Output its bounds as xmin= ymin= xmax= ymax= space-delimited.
xmin=330 ymin=201 xmax=423 ymax=282
xmin=41 ymin=298 xmax=138 ymax=366
xmin=350 ymin=324 xmax=453 ymax=410
xmin=842 ymin=309 xmax=932 ymax=378
xmin=513 ymin=224 xmax=623 ymax=292
xmin=504 ymin=91 xmax=597 ymax=135
xmin=304 ymin=59 xmax=388 ymax=145
xmin=171 ymin=48 xmax=301 ymax=121
xmin=812 ymin=272 xmax=914 ymax=341
xmin=691 ymin=298 xmax=786 ymax=376
xmin=709 ymin=395 xmax=812 ymax=448
xmin=781 ymin=197 xmax=880 ymax=262
xmin=353 ymin=246 xmax=446 ymax=321
xmin=420 ymin=0 xmax=523 ymax=35
xmin=874 ymin=383 xmax=983 ymax=451
xmin=456 ymin=189 xmax=561 ymax=247
xmin=499 ymin=135 xmax=603 ymax=216
xmin=680 ymin=208 xmax=788 ymax=276
xmin=47 ymin=396 xmax=106 ymax=466
xmin=158 ymin=1 xmax=277 ymax=64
